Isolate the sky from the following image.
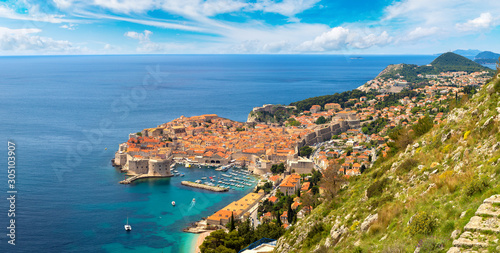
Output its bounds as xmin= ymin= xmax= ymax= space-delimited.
xmin=0 ymin=0 xmax=499 ymax=55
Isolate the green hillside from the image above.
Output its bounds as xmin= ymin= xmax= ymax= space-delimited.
xmin=431 ymin=52 xmax=491 ymax=72
xmin=475 ymin=51 xmax=500 ymax=64
xmin=275 ymin=70 xmax=500 ymax=252
xmin=376 ymin=52 xmax=493 ymax=82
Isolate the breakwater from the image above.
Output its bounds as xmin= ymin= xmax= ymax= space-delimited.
xmin=181 ymin=181 xmax=229 ymax=192
xmin=119 ymin=174 xmax=172 ymax=184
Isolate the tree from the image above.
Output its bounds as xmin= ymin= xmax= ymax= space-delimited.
xmin=200 ymin=230 xmax=228 ymax=253
xmin=276 ymin=210 xmax=282 ymax=227
xmin=360 ymin=164 xmax=367 ymax=174
xmin=224 ymin=230 xmax=244 ymax=252
xmin=412 ymin=115 xmax=433 ymax=137
xmin=310 ymin=169 xmax=322 ymax=186
xmin=300 ymin=192 xmax=315 ymax=215
xmin=319 ymin=164 xmax=346 ymax=201
xmin=236 ymin=219 xmax=254 ymax=246
xmin=296 ymin=188 xmax=301 ymax=197
xmin=311 ymin=185 xmax=319 ymax=195
xmin=315 ymin=116 xmax=327 ymax=124
xmin=299 ymin=146 xmax=313 ymax=158
xmin=287 ymin=202 xmax=293 ymax=224
xmin=254 ymin=222 xmax=285 ymax=239
xmin=229 ymin=213 xmax=235 ymax=232
xmin=286 ymin=118 xmax=301 ymax=127
xmin=345 ymin=146 xmax=353 ymax=156
xmin=271 ymin=163 xmax=286 ymax=174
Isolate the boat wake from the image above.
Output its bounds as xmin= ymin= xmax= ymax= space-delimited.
xmin=188 ymin=198 xmax=196 ymax=211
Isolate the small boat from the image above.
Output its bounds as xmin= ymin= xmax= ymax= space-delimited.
xmin=192 ymin=198 xmax=195 ymax=202
xmin=124 ymin=216 xmax=132 ymax=231
xmin=201 ymin=177 xmax=207 ymax=180
xmin=172 ymin=201 xmax=176 ymax=206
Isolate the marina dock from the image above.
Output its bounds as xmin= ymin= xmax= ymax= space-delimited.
xmin=181 ymin=181 xmax=229 ymax=192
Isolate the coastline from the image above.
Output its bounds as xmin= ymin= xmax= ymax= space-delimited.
xmin=191 ymin=231 xmax=211 ymax=253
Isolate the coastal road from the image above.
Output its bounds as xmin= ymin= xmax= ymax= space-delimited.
xmin=248 ymin=203 xmax=260 ymax=229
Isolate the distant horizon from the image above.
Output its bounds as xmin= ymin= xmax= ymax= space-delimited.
xmin=0 ymin=51 xmax=493 ymax=57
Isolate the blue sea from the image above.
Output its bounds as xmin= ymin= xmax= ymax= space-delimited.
xmin=0 ymin=54 xmax=440 ymax=252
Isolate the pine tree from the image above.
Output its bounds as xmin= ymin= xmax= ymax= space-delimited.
xmin=276 ymin=210 xmax=282 ymax=227
xmin=287 ymin=203 xmax=294 ymax=224
xmin=229 ymin=213 xmax=235 ymax=232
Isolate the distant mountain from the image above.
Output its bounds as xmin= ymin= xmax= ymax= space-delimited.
xmin=376 ymin=52 xmax=493 ymax=82
xmin=474 ymin=51 xmax=500 ymax=64
xmin=430 ymin=52 xmax=490 ymax=72
xmin=452 ymin=49 xmax=482 ymax=57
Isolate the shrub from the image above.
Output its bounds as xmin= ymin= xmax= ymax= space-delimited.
xmin=465 ymin=176 xmax=490 ymax=196
xmin=397 ymin=158 xmax=418 ymax=174
xmin=373 ymin=202 xmax=403 ymax=232
xmin=495 ymin=79 xmax=500 ymax=93
xmin=354 ymin=246 xmax=364 ymax=253
xmin=409 ymin=211 xmax=437 ymax=236
xmin=463 ymin=130 xmax=471 ymax=140
xmin=307 ymin=222 xmax=324 ymax=239
xmin=369 ymin=194 xmax=394 ymax=209
xmin=442 ymin=220 xmax=455 ymax=234
xmin=433 ymin=171 xmax=459 ymax=193
xmin=367 ymin=178 xmax=389 ymax=198
xmin=412 ymin=116 xmax=434 ymax=137
xmin=418 ymin=237 xmax=444 ymax=252
xmin=305 ymin=222 xmax=325 ymax=247
xmin=381 ymin=244 xmax=406 ymax=253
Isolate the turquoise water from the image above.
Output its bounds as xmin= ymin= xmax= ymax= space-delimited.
xmin=0 ymin=54 xmax=441 ymax=252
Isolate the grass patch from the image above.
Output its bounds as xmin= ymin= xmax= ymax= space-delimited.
xmin=367 ymin=178 xmax=390 ymax=198
xmin=465 ymin=176 xmax=490 ymax=197
xmin=397 ymin=158 xmax=418 ymax=174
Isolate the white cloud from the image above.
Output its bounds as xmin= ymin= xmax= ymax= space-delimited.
xmin=251 ymin=0 xmax=321 ymax=17
xmin=53 ymin=0 xmax=75 ymax=9
xmin=60 ymin=23 xmax=77 ymax=30
xmin=92 ymin=0 xmax=156 ymax=14
xmin=0 ymin=4 xmax=77 ymax=23
xmin=296 ymin=27 xmax=392 ymax=52
xmin=262 ymin=40 xmax=290 ymax=53
xmin=0 ymin=27 xmax=79 ymax=53
xmin=383 ymin=0 xmax=500 ymax=28
xmin=58 ymin=0 xmax=320 ymax=18
xmin=405 ymin=27 xmax=439 ymax=41
xmin=124 ymin=30 xmax=153 ymax=42
xmin=456 ymin=13 xmax=495 ymax=31
xmin=124 ymin=29 xmax=191 ymax=53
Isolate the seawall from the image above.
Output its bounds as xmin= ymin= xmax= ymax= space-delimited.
xmin=181 ymin=181 xmax=229 ymax=192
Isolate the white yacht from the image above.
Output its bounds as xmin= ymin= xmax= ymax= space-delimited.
xmin=124 ymin=216 xmax=132 ymax=231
